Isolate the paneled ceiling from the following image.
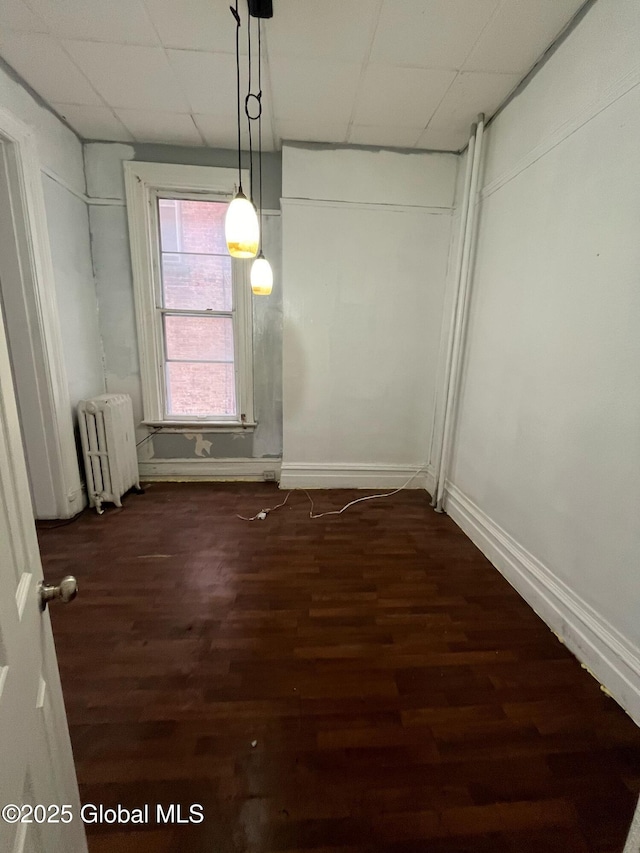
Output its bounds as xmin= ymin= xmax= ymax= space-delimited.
xmin=0 ymin=0 xmax=586 ymax=152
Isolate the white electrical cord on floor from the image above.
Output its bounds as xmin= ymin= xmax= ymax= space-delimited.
xmin=237 ymin=463 xmax=429 ymax=521
xmin=237 ymin=490 xmax=292 ymax=521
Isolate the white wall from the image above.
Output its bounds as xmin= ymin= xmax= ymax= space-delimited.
xmin=281 ymin=144 xmax=458 ymax=489
xmin=43 ymin=176 xmax=104 ymax=410
xmin=0 ymin=61 xmax=103 ymax=516
xmin=447 ymin=0 xmax=640 ymax=720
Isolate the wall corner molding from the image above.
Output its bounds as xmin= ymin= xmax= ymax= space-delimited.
xmin=444 ymin=482 xmax=640 ymax=725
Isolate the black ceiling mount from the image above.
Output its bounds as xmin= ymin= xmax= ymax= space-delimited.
xmin=248 ymin=0 xmax=272 ymax=18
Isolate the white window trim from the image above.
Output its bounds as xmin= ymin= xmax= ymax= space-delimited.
xmin=124 ymin=161 xmax=255 ymax=429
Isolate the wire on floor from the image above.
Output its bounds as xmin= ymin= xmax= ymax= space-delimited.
xmin=236 ymin=464 xmax=429 ymax=521
xmin=237 ymin=490 xmax=292 ymax=521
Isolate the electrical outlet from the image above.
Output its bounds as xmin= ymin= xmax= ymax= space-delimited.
xmin=263 ymin=470 xmax=276 ymax=482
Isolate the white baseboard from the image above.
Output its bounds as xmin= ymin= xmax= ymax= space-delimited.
xmin=280 ymin=463 xmax=436 ymax=494
xmin=445 ymin=482 xmax=640 ymax=725
xmin=138 ymin=458 xmax=281 ymax=482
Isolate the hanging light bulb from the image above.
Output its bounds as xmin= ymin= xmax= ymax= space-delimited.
xmin=251 ymin=251 xmax=273 ymax=295
xmin=225 ymin=190 xmax=259 ymax=258
xmin=226 ymin=0 xmax=259 ymax=259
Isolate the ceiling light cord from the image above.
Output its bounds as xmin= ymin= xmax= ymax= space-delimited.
xmin=246 ymin=1 xmax=254 ymax=204
xmin=257 ymin=17 xmax=263 ymax=251
xmin=230 ymin=0 xmax=242 ymax=191
xmin=244 ymin=4 xmax=264 ymax=217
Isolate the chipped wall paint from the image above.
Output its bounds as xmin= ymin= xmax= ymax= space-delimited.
xmin=84 ymin=141 xmax=283 ymax=462
xmin=184 ymin=433 xmax=213 ymax=457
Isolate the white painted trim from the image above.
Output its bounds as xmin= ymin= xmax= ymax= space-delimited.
xmin=124 ymin=160 xmax=254 ymax=427
xmin=139 ymin=457 xmax=281 ymax=481
xmin=87 ymin=197 xmax=126 ymax=206
xmin=280 ymin=463 xmax=436 ymax=493
xmin=142 ymin=421 xmax=257 ymax=431
xmin=125 ymin=160 xmax=243 ymax=195
xmin=428 ymin=179 xmax=468 ymax=484
xmin=41 ymin=166 xmax=125 ymax=206
xmin=40 ymin=166 xmax=87 ymax=204
xmin=481 ymin=62 xmax=640 ymax=201
xmin=624 ymin=795 xmax=640 ymax=853
xmin=432 ymin=120 xmax=483 ymax=512
xmin=0 ymin=106 xmax=84 ymax=519
xmin=445 ymin=482 xmax=640 ymax=725
xmin=281 ymin=197 xmax=452 ymax=215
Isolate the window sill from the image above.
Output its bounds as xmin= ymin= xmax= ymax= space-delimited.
xmin=142 ymin=421 xmax=257 ymax=433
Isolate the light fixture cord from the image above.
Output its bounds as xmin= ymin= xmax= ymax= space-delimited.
xmin=246 ymin=1 xmax=254 ymax=205
xmin=231 ymin=0 xmax=242 ymax=190
xmin=258 ymin=16 xmax=263 ymax=252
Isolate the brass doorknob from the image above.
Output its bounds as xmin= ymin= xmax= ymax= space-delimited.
xmin=39 ymin=576 xmax=78 ymax=610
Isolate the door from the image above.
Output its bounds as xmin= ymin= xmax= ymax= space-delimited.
xmin=0 ymin=295 xmax=86 ymax=851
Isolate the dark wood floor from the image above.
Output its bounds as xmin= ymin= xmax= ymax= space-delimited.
xmin=38 ymin=483 xmax=640 ymax=853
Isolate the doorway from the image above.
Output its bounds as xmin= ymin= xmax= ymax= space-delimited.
xmin=0 ymin=108 xmax=83 ymax=520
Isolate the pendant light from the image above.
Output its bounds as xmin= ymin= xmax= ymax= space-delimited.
xmin=251 ymin=254 xmax=273 ymax=295
xmin=225 ymin=0 xmax=259 ymax=259
xmin=250 ymin=16 xmax=274 ymax=295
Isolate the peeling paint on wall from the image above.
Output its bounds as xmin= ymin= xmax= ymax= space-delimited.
xmin=184 ymin=433 xmax=212 ymax=457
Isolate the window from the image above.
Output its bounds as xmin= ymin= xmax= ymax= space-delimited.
xmin=124 ymin=163 xmax=254 ymax=427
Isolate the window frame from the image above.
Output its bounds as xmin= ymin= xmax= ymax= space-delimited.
xmin=124 ymin=162 xmax=255 ymax=429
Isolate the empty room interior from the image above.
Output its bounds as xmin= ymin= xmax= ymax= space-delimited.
xmin=1 ymin=0 xmax=640 ymax=850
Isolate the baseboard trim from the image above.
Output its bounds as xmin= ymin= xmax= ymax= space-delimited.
xmin=139 ymin=458 xmax=281 ymax=482
xmin=280 ymin=463 xmax=436 ymax=494
xmin=445 ymin=482 xmax=640 ymax=725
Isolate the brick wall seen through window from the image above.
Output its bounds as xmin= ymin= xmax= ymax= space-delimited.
xmin=158 ymin=199 xmax=236 ymax=417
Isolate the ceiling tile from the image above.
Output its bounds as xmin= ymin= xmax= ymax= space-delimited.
xmin=348 ymin=124 xmax=424 ymax=148
xmin=194 ymin=114 xmax=276 ymax=152
xmin=0 ymin=32 xmax=102 ymax=105
xmin=192 ymin=115 xmax=241 ymax=150
xmin=353 ymin=65 xmax=455 ymax=127
xmin=270 ymin=57 xmax=361 ymax=124
xmin=144 ymin=0 xmax=242 ymax=53
xmin=0 ymin=0 xmax=50 ymax=33
xmin=371 ymin=0 xmax=500 ymax=69
xmin=53 ymin=104 xmax=133 ymax=141
xmin=464 ymin=0 xmax=586 ymax=74
xmin=62 ymin=42 xmax=189 ymax=111
xmin=26 ymin=0 xmax=158 ymax=44
xmin=277 ymin=119 xmax=349 ymax=146
xmin=265 ymin=0 xmax=380 ymax=64
xmin=168 ymin=49 xmax=275 ymax=144
xmin=427 ymin=70 xmax=521 ymax=137
xmin=115 ymin=110 xmax=204 ymax=145
xmin=416 ymin=125 xmax=468 ymax=152
xmin=167 ymin=50 xmax=237 ymax=115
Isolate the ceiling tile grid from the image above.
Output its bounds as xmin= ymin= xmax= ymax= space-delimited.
xmin=0 ymin=0 xmax=587 ymax=151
